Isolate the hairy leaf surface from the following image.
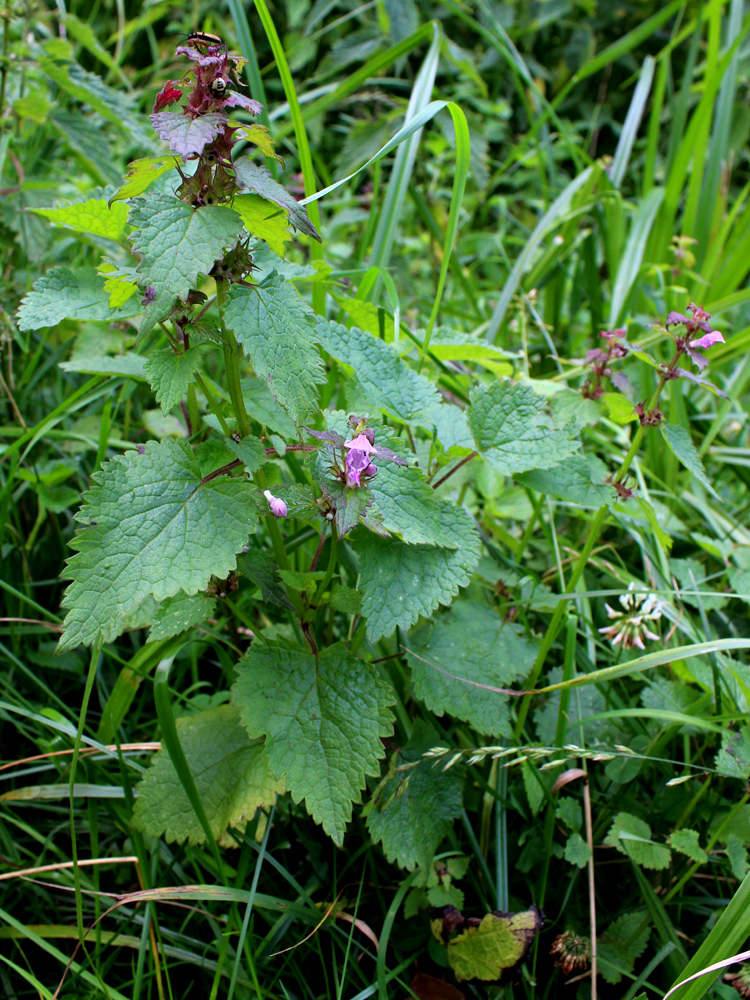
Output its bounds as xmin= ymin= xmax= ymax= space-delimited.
xmin=17 ymin=267 xmax=136 ymax=329
xmin=144 ymin=347 xmax=201 ymax=414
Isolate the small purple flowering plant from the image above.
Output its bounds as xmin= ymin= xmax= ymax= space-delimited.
xmin=306 ymin=415 xmax=407 ymax=492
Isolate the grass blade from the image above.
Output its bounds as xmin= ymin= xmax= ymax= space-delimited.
xmin=609 ymin=187 xmax=664 ymax=326
xmin=609 ymin=56 xmax=655 ymax=190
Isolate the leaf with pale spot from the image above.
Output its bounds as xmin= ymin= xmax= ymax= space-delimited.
xmin=133 ymin=705 xmax=283 ymax=846
xmin=407 ymin=601 xmax=536 ymax=736
xmin=232 ymin=640 xmax=394 ymax=844
xmin=129 ymin=192 xmax=243 ymax=300
xmin=223 ymin=274 xmax=325 ymax=422
xmin=468 ymin=381 xmax=580 ymax=475
xmin=58 ymin=439 xmax=258 ymax=652
xmin=316 ymin=319 xmax=440 ymax=424
xmin=366 ymin=720 xmax=464 ymax=871
xmin=150 ymin=111 xmax=226 ymax=160
xmin=17 ymin=267 xmax=138 ymax=330
xmin=234 ymin=157 xmax=321 ymax=241
xmin=144 ymin=347 xmax=202 ymax=414
xmin=355 ymin=509 xmax=481 ymax=643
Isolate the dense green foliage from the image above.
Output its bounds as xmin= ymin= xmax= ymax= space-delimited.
xmin=2 ymin=2 xmax=750 ymax=999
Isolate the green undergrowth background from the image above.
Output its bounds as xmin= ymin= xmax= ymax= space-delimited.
xmin=2 ymin=1 xmax=750 ymax=998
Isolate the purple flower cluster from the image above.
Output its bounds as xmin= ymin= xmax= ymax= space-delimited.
xmin=666 ymin=303 xmax=725 ymax=371
xmin=344 ymin=432 xmax=377 ymax=488
xmin=582 ymin=329 xmax=630 ymax=399
xmin=305 ymin=416 xmax=406 ymax=492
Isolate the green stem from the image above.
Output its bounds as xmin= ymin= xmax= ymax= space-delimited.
xmin=311 ymin=524 xmax=338 ymax=606
xmin=193 ymin=371 xmax=231 ymax=437
xmin=221 ymin=332 xmax=252 ymax=438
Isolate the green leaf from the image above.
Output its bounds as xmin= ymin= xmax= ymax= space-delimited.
xmin=556 ymin=797 xmax=582 ymax=832
xmin=237 ymin=549 xmax=295 ymax=611
xmin=32 ymin=194 xmax=129 ymax=241
xmin=58 ymin=439 xmax=258 ymax=651
xmin=223 ymin=274 xmax=325 ymax=422
xmin=661 ymin=423 xmax=719 ymax=499
xmin=132 ymin=704 xmax=282 ymax=846
xmin=242 ymin=378 xmax=297 ymax=437
xmin=598 ymin=911 xmax=650 ymax=985
xmin=110 ymin=155 xmax=178 ymax=203
xmin=234 ymin=157 xmax=321 ymax=242
xmin=604 ymin=812 xmax=671 ymax=870
xmin=366 ymin=721 xmax=464 ymax=872
xmin=407 ymin=601 xmax=536 ymax=736
xmin=727 ymin=835 xmax=749 ymax=881
xmin=225 ymin=435 xmax=266 ymax=474
xmin=13 ymin=92 xmax=52 ymax=123
xmin=715 ymin=726 xmax=750 ymax=779
xmin=144 ymin=348 xmax=202 ymax=414
xmin=468 ymin=381 xmax=580 ymax=475
xmin=17 ymin=266 xmax=136 ymax=330
xmin=58 ymin=354 xmax=147 ymax=380
xmin=147 ymin=592 xmax=216 ymax=641
xmin=432 ymin=908 xmax=543 ymax=983
xmin=150 ymin=111 xmax=226 ymax=160
xmin=603 ymin=391 xmax=638 ymax=424
xmin=129 ymin=192 xmax=244 ymax=300
xmin=236 ymin=122 xmax=281 ymax=161
xmin=232 ymin=640 xmax=394 ymax=844
xmin=427 ymin=329 xmax=519 ymax=363
xmin=233 ymin=194 xmax=292 ymax=257
xmin=564 ymin=833 xmax=592 ymax=868
xmin=356 ymin=510 xmax=481 ymax=643
xmin=97 ymin=258 xmax=139 ymax=308
xmin=368 ymin=462 xmax=464 ymax=547
xmin=670 ymin=557 xmax=729 ymax=611
xmin=330 ymin=586 xmax=362 ymax=615
xmin=316 ymin=319 xmax=440 ymax=424
xmin=667 ymin=829 xmax=708 ymax=865
xmin=515 ymin=456 xmax=618 ymax=507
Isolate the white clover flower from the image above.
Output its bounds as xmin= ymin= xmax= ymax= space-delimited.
xmin=599 ymin=582 xmax=663 ymax=650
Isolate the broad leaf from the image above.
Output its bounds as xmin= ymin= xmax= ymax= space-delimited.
xmin=59 ymin=354 xmax=147 ymax=380
xmin=661 ymin=423 xmax=719 ymax=498
xmin=130 ymin=192 xmax=244 ymax=300
xmin=365 ymin=720 xmax=464 ymax=871
xmin=316 ymin=319 xmax=441 ymax=424
xmin=17 ymin=266 xmax=136 ymax=330
xmin=564 ymin=833 xmax=592 ymax=868
xmin=468 ymin=381 xmax=580 ymax=475
xmin=407 ymin=601 xmax=537 ymax=736
xmin=144 ymin=347 xmax=201 ymax=414
xmin=356 ymin=510 xmax=481 ymax=643
xmin=133 ymin=705 xmax=282 ymax=846
xmin=110 ymin=155 xmax=178 ymax=202
xmin=223 ymin=274 xmax=325 ymax=422
xmin=368 ymin=463 xmax=464 ymax=547
xmin=233 ymin=193 xmax=292 ymax=257
xmin=237 ymin=549 xmax=295 ymax=610
xmin=225 ymin=435 xmax=266 ymax=474
xmin=32 ymin=193 xmax=129 ymax=241
xmin=515 ymin=456 xmax=617 ymax=507
xmin=667 ymin=829 xmax=707 ymax=864
xmin=97 ymin=258 xmax=139 ymax=308
xmin=604 ymin=812 xmax=671 ymax=870
xmin=234 ymin=157 xmax=321 ymax=241
xmin=431 ymin=906 xmax=543 ymax=983
xmin=150 ymin=111 xmax=226 ymax=160
xmin=598 ymin=911 xmax=650 ymax=985
xmin=232 ymin=640 xmax=394 ymax=845
xmin=149 ymin=591 xmax=216 ymax=641
xmin=58 ymin=439 xmax=258 ymax=651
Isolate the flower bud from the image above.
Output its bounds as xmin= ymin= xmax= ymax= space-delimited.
xmin=263 ymin=489 xmax=287 ymax=518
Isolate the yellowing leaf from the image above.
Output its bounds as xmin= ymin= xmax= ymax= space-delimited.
xmin=232 ymin=193 xmax=292 ymax=257
xmin=431 ymin=906 xmax=543 ymax=983
xmin=235 ymin=123 xmax=283 ymax=164
xmin=110 ymin=155 xmax=178 ymax=203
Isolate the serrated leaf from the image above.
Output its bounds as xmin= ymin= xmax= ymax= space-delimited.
xmin=232 ymin=640 xmax=394 ymax=844
xmin=598 ymin=911 xmax=650 ymax=985
xmin=110 ymin=155 xmax=177 ymax=203
xmin=149 ymin=591 xmax=216 ymax=641
xmin=58 ymin=439 xmax=258 ymax=651
xmin=433 ymin=907 xmax=543 ymax=983
xmin=130 ymin=193 xmax=243 ymax=300
xmin=223 ymin=275 xmax=325 ymax=422
xmin=225 ymin=435 xmax=266 ymax=474
xmin=144 ymin=347 xmax=201 ymax=414
xmin=356 ymin=510 xmax=481 ymax=643
xmin=242 ymin=379 xmax=297 ymax=437
xmin=232 ymin=194 xmax=292 ymax=257
xmin=556 ymin=797 xmax=582 ymax=832
xmin=59 ymin=354 xmax=147 ymax=380
xmin=604 ymin=812 xmax=671 ymax=870
xmin=428 ymin=404 xmax=475 ymax=454
xmin=322 ymin=479 xmax=373 ymax=536
xmin=132 ymin=705 xmax=282 ymax=846
xmin=366 ymin=720 xmax=464 ymax=871
xmin=661 ymin=423 xmax=719 ymax=499
xmin=515 ymin=455 xmax=617 ymax=507
xmin=715 ymin=726 xmax=750 ymax=779
xmin=235 ymin=123 xmax=281 ymax=161
xmin=468 ymin=381 xmax=580 ymax=475
xmin=667 ymin=829 xmax=707 ymax=864
xmin=234 ymin=157 xmax=321 ymax=242
xmin=368 ymin=463 xmax=465 ymax=547
xmin=407 ymin=601 xmax=536 ymax=737
xmin=97 ymin=258 xmax=139 ymax=308
xmin=150 ymin=111 xmax=226 ymax=160
xmin=17 ymin=266 xmax=137 ymax=330
xmin=316 ymin=319 xmax=440 ymax=424
xmin=32 ymin=194 xmax=129 ymax=241
xmin=237 ymin=548 xmax=295 ymax=610
xmin=727 ymin=834 xmax=749 ymax=881
xmin=564 ymin=833 xmax=592 ymax=868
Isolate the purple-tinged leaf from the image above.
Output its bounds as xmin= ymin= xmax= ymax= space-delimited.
xmin=224 ymin=92 xmax=263 ymax=115
xmin=150 ymin=111 xmax=226 ymax=161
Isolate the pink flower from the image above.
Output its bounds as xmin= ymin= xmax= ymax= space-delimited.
xmin=344 ymin=433 xmax=376 ymax=488
xmin=690 ymin=330 xmax=725 ymax=350
xmin=263 ymin=489 xmax=287 ymax=518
